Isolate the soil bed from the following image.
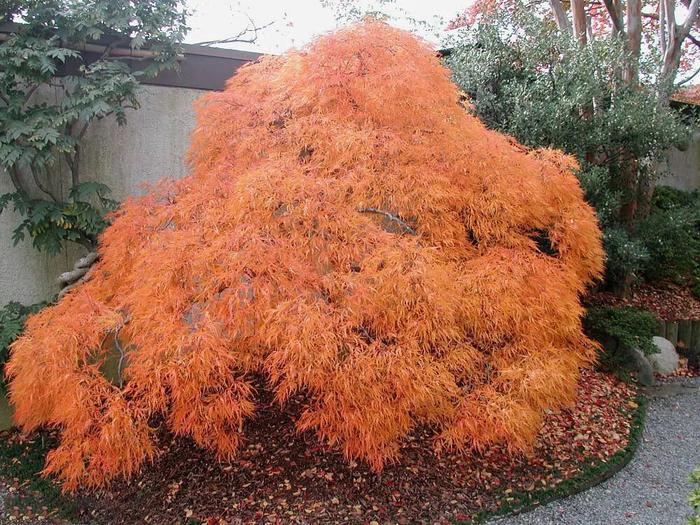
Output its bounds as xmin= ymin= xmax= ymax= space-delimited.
xmin=1 ymin=371 xmax=638 ymax=525
xmin=589 ymin=281 xmax=700 ymax=321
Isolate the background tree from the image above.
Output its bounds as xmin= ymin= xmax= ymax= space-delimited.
xmin=7 ymin=21 xmax=604 ymax=490
xmin=0 ymin=0 xmax=189 ymax=254
xmin=446 ymin=2 xmax=697 ymax=294
xmin=449 ymin=0 xmax=700 ymax=84
xmin=449 ymin=0 xmax=699 ymax=222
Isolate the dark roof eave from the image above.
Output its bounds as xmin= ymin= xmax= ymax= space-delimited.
xmin=1 ymin=21 xmax=264 ymax=91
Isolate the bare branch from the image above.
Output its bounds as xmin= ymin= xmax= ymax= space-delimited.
xmin=665 ymin=0 xmax=675 ymax=45
xmin=65 ymin=148 xmax=80 ymax=187
xmin=77 ymin=120 xmax=90 ymax=140
xmin=358 ymin=207 xmax=416 ymax=235
xmin=677 ymin=64 xmax=700 ymax=85
xmin=99 ymin=38 xmax=127 ymax=60
xmin=114 ymin=330 xmax=126 ymax=388
xmin=8 ymin=165 xmax=30 ymax=195
xmin=680 ymin=0 xmax=700 ymax=41
xmin=625 ymin=0 xmax=642 ymax=83
xmin=20 ymin=84 xmax=40 ymax=111
xmin=687 ymin=32 xmax=700 ymax=48
xmin=659 ymin=0 xmax=698 ymax=85
xmin=658 ymin=1 xmax=667 ymax=56
xmin=192 ymin=16 xmax=274 ymax=46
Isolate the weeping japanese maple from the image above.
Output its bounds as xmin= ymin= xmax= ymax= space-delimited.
xmin=6 ymin=20 xmax=604 ymax=490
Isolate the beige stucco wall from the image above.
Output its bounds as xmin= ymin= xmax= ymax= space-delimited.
xmin=1 ymin=84 xmax=205 ymax=305
xmin=662 ymin=130 xmax=700 ymax=191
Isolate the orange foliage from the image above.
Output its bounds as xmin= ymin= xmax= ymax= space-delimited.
xmin=6 ymin=21 xmax=604 ymax=490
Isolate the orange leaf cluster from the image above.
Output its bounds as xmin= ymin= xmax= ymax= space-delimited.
xmin=6 ymin=21 xmax=604 ymax=490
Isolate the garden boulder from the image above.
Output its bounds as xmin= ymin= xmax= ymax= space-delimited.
xmin=648 ymin=336 xmax=679 ymax=374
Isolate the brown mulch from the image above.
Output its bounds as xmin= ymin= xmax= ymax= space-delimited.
xmin=0 ymin=370 xmax=627 ymax=525
xmin=589 ymin=281 xmax=700 ymax=321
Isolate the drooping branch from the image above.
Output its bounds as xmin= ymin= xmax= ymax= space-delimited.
xmin=358 ymin=207 xmax=417 ymax=235
xmin=7 ymin=21 xmax=606 ymax=491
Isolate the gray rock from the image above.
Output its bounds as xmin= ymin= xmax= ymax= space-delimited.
xmin=626 ymin=347 xmax=655 ymax=386
xmin=648 ymin=336 xmax=679 ymax=375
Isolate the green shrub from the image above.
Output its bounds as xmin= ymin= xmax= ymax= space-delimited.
xmin=584 ymin=306 xmax=659 ymax=373
xmin=602 ymin=228 xmax=650 ymax=290
xmin=0 ymin=302 xmax=44 ymax=391
xmin=652 ymin=186 xmax=699 ymax=211
xmin=639 ymin=186 xmax=700 ymax=291
xmin=690 ymin=465 xmax=700 ymax=525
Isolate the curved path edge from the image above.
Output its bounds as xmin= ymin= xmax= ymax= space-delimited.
xmin=478 ymin=392 xmax=648 ymax=523
xmin=490 ymin=378 xmax=700 ymax=525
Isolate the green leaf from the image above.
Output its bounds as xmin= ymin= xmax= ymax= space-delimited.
xmin=1 ymin=0 xmax=188 ymax=255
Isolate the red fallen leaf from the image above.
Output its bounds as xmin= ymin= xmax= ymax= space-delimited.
xmin=6 ymin=369 xmax=637 ymax=525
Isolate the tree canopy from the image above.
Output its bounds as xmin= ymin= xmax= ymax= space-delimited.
xmin=7 ymin=21 xmax=604 ymax=490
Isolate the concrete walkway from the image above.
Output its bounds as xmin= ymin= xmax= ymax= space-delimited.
xmin=494 ymin=378 xmax=700 ymax=525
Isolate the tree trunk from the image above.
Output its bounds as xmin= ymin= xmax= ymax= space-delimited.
xmin=602 ymin=0 xmax=625 ymax=36
xmin=572 ymin=0 xmax=588 ymax=44
xmin=636 ymin=168 xmax=655 ymax=221
xmin=548 ymin=0 xmax=572 ymax=34
xmin=659 ymin=0 xmax=700 ymax=93
xmin=616 ymin=154 xmax=639 ymax=230
xmin=624 ymin=0 xmax=642 ymax=83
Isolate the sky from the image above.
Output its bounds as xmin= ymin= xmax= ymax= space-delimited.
xmin=184 ymin=0 xmax=469 ymax=53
